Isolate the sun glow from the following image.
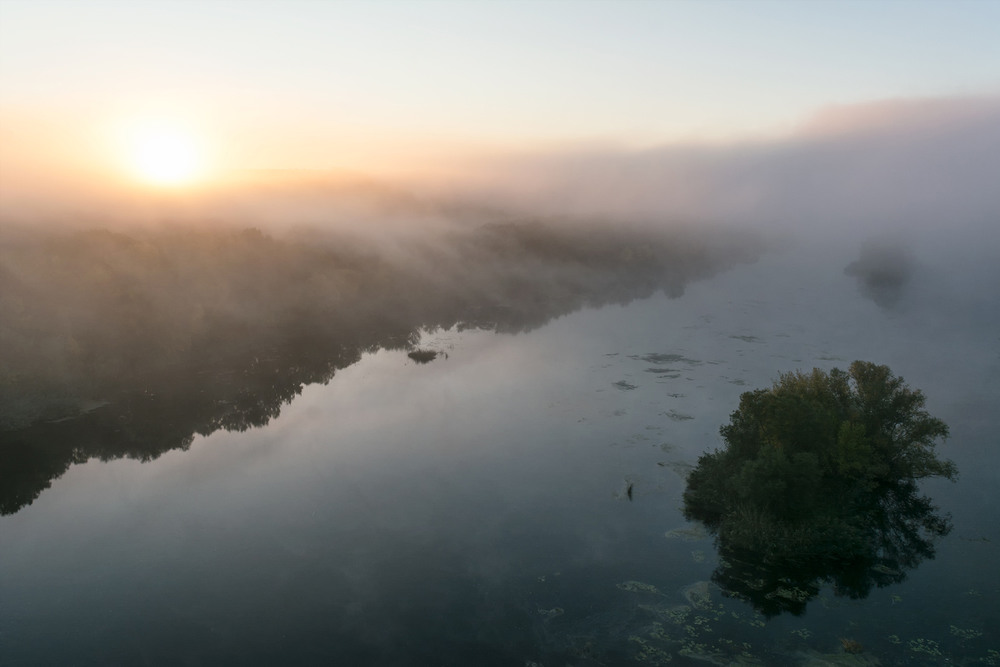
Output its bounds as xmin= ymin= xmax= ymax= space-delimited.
xmin=122 ymin=121 xmax=206 ymax=186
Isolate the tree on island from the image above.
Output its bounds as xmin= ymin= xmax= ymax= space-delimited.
xmin=683 ymin=361 xmax=956 ymax=616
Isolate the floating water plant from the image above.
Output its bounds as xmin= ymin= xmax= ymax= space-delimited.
xmin=617 ymin=580 xmax=663 ymax=595
xmin=949 ymin=625 xmax=983 ymax=640
xmin=908 ymin=637 xmax=943 ymax=656
xmin=628 ymin=635 xmax=674 ymax=665
xmin=840 ymin=637 xmax=863 ymax=654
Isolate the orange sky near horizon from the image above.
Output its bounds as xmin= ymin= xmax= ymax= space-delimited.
xmin=2 ymin=1 xmax=999 ymax=208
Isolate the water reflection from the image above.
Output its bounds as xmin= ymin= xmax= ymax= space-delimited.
xmin=844 ymin=239 xmax=914 ymax=309
xmin=696 ymin=478 xmax=952 ymax=617
xmin=0 ymin=221 xmax=761 ymax=515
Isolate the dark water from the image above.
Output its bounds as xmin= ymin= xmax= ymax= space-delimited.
xmin=2 ymin=248 xmax=998 ymax=666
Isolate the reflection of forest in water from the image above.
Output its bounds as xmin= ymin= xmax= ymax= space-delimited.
xmin=0 ymin=221 xmax=762 ymax=514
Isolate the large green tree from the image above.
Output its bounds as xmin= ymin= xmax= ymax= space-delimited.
xmin=683 ymin=361 xmax=956 ymax=615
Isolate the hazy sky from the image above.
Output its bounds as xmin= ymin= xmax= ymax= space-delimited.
xmin=1 ymin=0 xmax=999 ymax=178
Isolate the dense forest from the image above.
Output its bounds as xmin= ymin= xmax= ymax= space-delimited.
xmin=0 ymin=219 xmax=762 ymax=514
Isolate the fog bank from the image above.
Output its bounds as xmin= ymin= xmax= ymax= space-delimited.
xmin=429 ymin=96 xmax=1000 ymax=251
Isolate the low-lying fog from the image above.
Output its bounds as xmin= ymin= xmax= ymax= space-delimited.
xmin=1 ymin=95 xmax=998 ymax=513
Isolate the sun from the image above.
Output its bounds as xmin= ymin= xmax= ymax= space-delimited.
xmin=123 ymin=121 xmax=205 ymax=186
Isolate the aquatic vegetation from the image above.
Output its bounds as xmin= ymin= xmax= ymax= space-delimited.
xmin=648 ymin=622 xmax=672 ymax=642
xmin=617 ymin=580 xmax=663 ymax=596
xmin=628 ymin=635 xmax=673 ymax=664
xmin=840 ymin=638 xmax=864 ymax=654
xmin=664 ymin=606 xmax=691 ymax=625
xmin=949 ymin=625 xmax=983 ymax=640
xmin=907 ymin=638 xmax=942 ymax=656
xmin=682 ymin=581 xmax=712 ymax=609
xmin=631 ymin=353 xmax=701 ymax=366
xmin=645 ymin=367 xmax=681 ymax=378
xmin=624 ymin=587 xmax=776 ymax=666
xmin=614 ymin=380 xmax=639 ymax=391
xmin=692 ymin=615 xmax=712 ymax=629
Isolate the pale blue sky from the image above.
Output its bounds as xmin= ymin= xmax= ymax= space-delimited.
xmin=2 ymin=0 xmax=999 ymax=169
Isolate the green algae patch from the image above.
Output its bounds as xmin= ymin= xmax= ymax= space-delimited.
xmin=681 ymin=581 xmax=713 ymax=609
xmin=629 ymin=635 xmax=674 ymax=664
xmin=617 ymin=580 xmax=664 ymax=596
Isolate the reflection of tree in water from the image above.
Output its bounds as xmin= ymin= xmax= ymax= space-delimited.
xmin=844 ymin=239 xmax=914 ymax=310
xmin=683 ymin=362 xmax=955 ymax=617
xmin=0 ymin=221 xmax=762 ymax=514
xmin=706 ymin=479 xmax=951 ymax=617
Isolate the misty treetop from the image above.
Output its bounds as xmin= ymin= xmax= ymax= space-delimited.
xmin=687 ymin=362 xmax=954 ymax=518
xmin=682 ymin=361 xmax=956 ymax=614
xmin=0 ymin=220 xmax=762 ymax=515
xmin=0 ymin=222 xmax=761 ymax=430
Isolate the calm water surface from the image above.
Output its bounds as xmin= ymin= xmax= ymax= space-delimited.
xmin=2 ymin=250 xmax=998 ymax=665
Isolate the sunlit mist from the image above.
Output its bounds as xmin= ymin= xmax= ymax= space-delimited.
xmin=122 ymin=121 xmax=205 ymax=186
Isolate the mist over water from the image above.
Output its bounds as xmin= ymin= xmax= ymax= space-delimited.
xmin=2 ymin=95 xmax=999 ymax=665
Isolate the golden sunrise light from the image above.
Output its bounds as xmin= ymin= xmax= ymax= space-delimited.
xmin=121 ymin=121 xmax=205 ymax=186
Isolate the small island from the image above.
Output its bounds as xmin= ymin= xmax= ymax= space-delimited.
xmin=683 ymin=361 xmax=956 ymax=616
